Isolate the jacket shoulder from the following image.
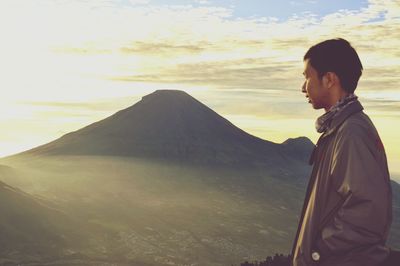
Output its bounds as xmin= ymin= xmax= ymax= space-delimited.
xmin=337 ymin=111 xmax=378 ymax=138
xmin=336 ymin=111 xmax=385 ymax=154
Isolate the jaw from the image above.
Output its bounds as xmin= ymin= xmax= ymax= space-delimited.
xmin=310 ymin=101 xmax=324 ymax=110
xmin=309 ymin=94 xmax=331 ymax=111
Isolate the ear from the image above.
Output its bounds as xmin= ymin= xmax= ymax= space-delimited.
xmin=322 ymin=72 xmax=337 ymax=89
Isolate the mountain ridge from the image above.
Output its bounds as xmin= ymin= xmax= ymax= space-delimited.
xmin=15 ymin=90 xmax=314 ymax=166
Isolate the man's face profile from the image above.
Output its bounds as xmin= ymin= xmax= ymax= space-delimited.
xmin=302 ymin=59 xmax=328 ymax=110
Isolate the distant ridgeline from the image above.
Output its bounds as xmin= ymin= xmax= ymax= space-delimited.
xmin=17 ymin=90 xmax=315 ymax=168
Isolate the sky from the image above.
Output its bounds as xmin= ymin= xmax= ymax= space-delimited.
xmin=0 ymin=0 xmax=399 ymax=180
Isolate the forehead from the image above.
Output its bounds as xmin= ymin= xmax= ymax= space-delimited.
xmin=303 ymin=59 xmax=311 ymax=72
xmin=303 ymin=59 xmax=316 ymax=75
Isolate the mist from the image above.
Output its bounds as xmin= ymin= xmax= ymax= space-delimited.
xmin=0 ymin=155 xmax=310 ymax=265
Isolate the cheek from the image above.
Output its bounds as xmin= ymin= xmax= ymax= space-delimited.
xmin=308 ymin=80 xmax=318 ymax=92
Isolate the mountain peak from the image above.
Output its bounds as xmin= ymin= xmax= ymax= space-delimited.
xmin=281 ymin=136 xmax=314 ymax=163
xmin=282 ymin=137 xmax=314 ymax=146
xmin=138 ymin=89 xmax=198 ymax=110
xmin=143 ymin=89 xmax=190 ymax=98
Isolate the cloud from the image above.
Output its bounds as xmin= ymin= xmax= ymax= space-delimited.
xmin=120 ymin=42 xmax=205 ymax=55
xmin=362 ymin=98 xmax=400 ymax=116
xmin=129 ymin=0 xmax=150 ymax=5
xmin=289 ymin=1 xmax=317 ymax=7
xmin=20 ymin=98 xmax=138 ymax=112
xmin=194 ymin=0 xmax=211 ymax=5
xmin=2 ymin=0 xmax=398 ymax=112
xmin=1 ymin=0 xmax=399 ymax=103
xmin=52 ymin=47 xmax=112 ymax=55
xmin=99 ymin=1 xmax=399 ymax=98
xmin=197 ymin=89 xmax=312 ymax=120
xmin=111 ymin=57 xmax=301 ymax=91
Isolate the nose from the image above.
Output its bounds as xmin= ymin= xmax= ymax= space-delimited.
xmin=301 ymin=81 xmax=306 ymax=93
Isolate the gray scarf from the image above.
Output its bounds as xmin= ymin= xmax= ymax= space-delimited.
xmin=315 ymin=94 xmax=358 ymax=133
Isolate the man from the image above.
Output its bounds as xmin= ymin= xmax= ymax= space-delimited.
xmin=291 ymin=38 xmax=393 ymax=266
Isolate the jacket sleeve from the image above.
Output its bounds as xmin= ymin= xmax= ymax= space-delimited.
xmin=314 ymin=124 xmax=392 ymax=259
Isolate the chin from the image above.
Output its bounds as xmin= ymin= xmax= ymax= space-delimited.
xmin=311 ymin=103 xmax=323 ymax=110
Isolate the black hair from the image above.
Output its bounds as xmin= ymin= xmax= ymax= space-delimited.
xmin=304 ymin=38 xmax=363 ymax=93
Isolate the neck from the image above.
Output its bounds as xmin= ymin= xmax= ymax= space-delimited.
xmin=324 ymin=89 xmax=351 ymax=112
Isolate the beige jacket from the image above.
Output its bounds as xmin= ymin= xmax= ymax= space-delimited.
xmin=291 ymin=100 xmax=392 ymax=266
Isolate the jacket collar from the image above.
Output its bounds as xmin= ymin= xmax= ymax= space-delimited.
xmin=322 ymin=99 xmax=364 ymax=138
xmin=309 ymin=100 xmax=364 ymax=165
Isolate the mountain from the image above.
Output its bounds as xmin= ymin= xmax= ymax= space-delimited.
xmin=0 ymin=175 xmax=70 ymax=263
xmin=282 ymin=137 xmax=314 ymax=162
xmin=18 ymin=90 xmax=314 ymax=166
xmin=0 ymin=164 xmax=163 ymax=266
